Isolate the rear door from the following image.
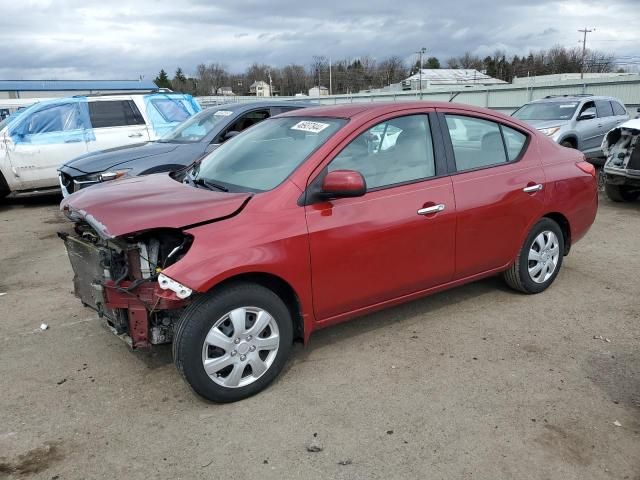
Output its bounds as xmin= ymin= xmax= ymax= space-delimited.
xmin=306 ymin=111 xmax=456 ymax=321
xmin=437 ymin=110 xmax=546 ymax=279
xmin=595 ymin=99 xmax=618 ymax=150
xmin=6 ymin=102 xmax=89 ymax=189
xmin=87 ymin=99 xmax=150 ymax=152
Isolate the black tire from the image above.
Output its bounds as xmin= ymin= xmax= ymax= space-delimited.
xmin=560 ymin=140 xmax=576 ymax=149
xmin=503 ymin=218 xmax=565 ymax=294
xmin=0 ymin=172 xmax=9 ymax=198
xmin=604 ymin=183 xmax=640 ymax=202
xmin=173 ymin=282 xmax=293 ymax=403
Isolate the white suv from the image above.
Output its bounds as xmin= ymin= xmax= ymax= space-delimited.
xmin=0 ymin=92 xmax=200 ymax=197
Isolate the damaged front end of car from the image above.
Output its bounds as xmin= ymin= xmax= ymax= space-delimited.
xmin=58 ymin=219 xmax=193 ymax=348
xmin=602 ymin=120 xmax=640 ymax=194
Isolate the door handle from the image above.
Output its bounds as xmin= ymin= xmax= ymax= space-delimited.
xmin=417 ymin=204 xmax=445 ymax=215
xmin=65 ymin=139 xmax=81 ymax=143
xmin=523 ymin=184 xmax=543 ymax=193
xmin=128 ymin=133 xmax=143 ymax=138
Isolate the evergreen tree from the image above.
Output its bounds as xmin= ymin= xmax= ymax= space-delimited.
xmin=154 ymin=69 xmax=171 ymax=89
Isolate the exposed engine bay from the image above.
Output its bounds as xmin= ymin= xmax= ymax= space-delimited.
xmin=602 ymin=120 xmax=640 ymax=182
xmin=59 ymin=223 xmax=193 ymax=348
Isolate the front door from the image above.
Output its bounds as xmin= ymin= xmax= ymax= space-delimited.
xmin=438 ymin=111 xmax=546 ymax=279
xmin=306 ymin=113 xmax=456 ymax=321
xmin=6 ymin=102 xmax=89 ymax=189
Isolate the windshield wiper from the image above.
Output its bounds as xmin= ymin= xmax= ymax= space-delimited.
xmin=193 ymin=177 xmax=229 ymax=192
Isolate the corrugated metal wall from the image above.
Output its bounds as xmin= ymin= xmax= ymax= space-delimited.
xmin=197 ymin=75 xmax=640 ymax=115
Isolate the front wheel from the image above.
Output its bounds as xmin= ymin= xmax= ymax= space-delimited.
xmin=503 ymin=218 xmax=564 ymax=294
xmin=173 ymin=283 xmax=293 ymax=403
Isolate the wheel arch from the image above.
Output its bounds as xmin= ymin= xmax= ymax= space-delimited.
xmin=205 ymin=272 xmax=306 ymax=342
xmin=543 ymin=212 xmax=571 ymax=255
xmin=559 ymin=135 xmax=578 ymax=149
xmin=0 ymin=169 xmax=9 ymax=197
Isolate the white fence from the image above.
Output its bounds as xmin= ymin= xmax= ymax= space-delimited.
xmin=197 ymin=75 xmax=640 ymax=114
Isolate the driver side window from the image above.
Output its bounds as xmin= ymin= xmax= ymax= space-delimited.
xmin=578 ymin=101 xmax=596 ymax=119
xmin=217 ymin=109 xmax=270 ymax=143
xmin=328 ymin=115 xmax=435 ymax=189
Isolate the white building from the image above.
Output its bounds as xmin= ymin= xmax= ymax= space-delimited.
xmin=308 ymin=86 xmax=329 ymax=97
xmin=401 ymin=69 xmax=506 ymax=90
xmin=249 ymin=81 xmax=272 ymax=97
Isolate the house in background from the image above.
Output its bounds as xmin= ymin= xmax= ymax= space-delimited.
xmin=249 ymin=81 xmax=271 ymax=97
xmin=308 ymin=86 xmax=329 ymax=97
xmin=216 ymin=86 xmax=235 ymax=96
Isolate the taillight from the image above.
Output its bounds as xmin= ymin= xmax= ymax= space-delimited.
xmin=576 ymin=161 xmax=596 ymax=177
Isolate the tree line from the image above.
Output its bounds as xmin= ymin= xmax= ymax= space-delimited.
xmin=154 ymin=45 xmax=619 ymax=96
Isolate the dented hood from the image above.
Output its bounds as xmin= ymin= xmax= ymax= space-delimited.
xmin=61 ymin=173 xmax=252 ymax=238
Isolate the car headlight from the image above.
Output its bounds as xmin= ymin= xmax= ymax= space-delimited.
xmin=539 ymin=126 xmax=560 ymax=137
xmin=99 ymin=169 xmax=131 ymax=182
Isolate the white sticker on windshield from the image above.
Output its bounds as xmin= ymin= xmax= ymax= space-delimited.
xmin=214 ymin=110 xmax=234 ymax=116
xmin=559 ymin=104 xmax=577 ymax=108
xmin=291 ymin=120 xmax=330 ymax=133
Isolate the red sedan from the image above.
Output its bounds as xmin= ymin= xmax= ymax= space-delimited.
xmin=60 ymin=102 xmax=598 ymax=402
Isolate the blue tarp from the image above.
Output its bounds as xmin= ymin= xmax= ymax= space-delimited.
xmin=144 ymin=93 xmax=201 ymax=137
xmin=6 ymin=97 xmax=95 ymax=144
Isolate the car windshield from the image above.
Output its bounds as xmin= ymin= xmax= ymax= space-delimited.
xmin=160 ymin=108 xmax=236 ymax=143
xmin=193 ymin=116 xmax=346 ymax=192
xmin=513 ymin=102 xmax=579 ymax=121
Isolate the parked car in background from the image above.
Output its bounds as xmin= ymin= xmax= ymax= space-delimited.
xmin=0 ymin=93 xmax=200 ymax=198
xmin=58 ymin=101 xmax=311 ymax=196
xmin=59 ymin=102 xmax=597 ymax=402
xmin=601 ymin=119 xmax=640 ymax=202
xmin=512 ymin=95 xmax=629 ymax=163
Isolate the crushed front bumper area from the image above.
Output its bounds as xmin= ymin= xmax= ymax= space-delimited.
xmin=59 ymin=232 xmax=188 ymax=348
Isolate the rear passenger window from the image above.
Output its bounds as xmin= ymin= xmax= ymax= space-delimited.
xmin=595 ymin=100 xmax=614 ymax=118
xmin=89 ymin=101 xmax=145 ymax=128
xmin=445 ymin=115 xmax=507 ymax=170
xmin=329 ymin=114 xmax=435 ymax=189
xmin=612 ymin=102 xmax=627 ymax=116
xmin=502 ymin=126 xmax=527 ymax=161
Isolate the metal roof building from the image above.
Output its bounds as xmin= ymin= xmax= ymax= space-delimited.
xmin=0 ymin=79 xmax=159 ymax=99
xmin=402 ymin=69 xmax=507 ymax=90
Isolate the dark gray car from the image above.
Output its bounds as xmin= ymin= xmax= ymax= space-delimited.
xmin=58 ymin=101 xmax=312 ymax=196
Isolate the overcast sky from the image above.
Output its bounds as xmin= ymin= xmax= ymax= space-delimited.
xmin=1 ymin=0 xmax=638 ymax=80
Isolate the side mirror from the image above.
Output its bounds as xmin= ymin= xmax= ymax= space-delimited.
xmin=223 ymin=130 xmax=240 ymax=141
xmin=578 ymin=109 xmax=596 ymax=121
xmin=321 ymin=170 xmax=366 ymax=198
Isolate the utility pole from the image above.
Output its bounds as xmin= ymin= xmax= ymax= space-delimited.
xmin=416 ymin=47 xmax=426 ymax=98
xmin=329 ymin=57 xmax=332 ymax=96
xmin=267 ymin=70 xmax=273 ymax=97
xmin=578 ymin=27 xmax=594 ymax=80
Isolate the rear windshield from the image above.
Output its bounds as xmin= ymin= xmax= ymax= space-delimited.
xmin=513 ymin=102 xmax=578 ymax=121
xmin=195 ymin=116 xmax=346 ymax=192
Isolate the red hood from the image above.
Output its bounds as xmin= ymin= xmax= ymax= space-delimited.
xmin=61 ymin=173 xmax=252 ymax=238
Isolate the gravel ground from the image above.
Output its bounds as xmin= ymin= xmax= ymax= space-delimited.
xmin=0 ymin=193 xmax=638 ymax=480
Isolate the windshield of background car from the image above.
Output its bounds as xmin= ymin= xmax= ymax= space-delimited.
xmin=161 ymin=108 xmax=235 ymax=143
xmin=195 ymin=116 xmax=346 ymax=192
xmin=512 ymin=102 xmax=579 ymax=121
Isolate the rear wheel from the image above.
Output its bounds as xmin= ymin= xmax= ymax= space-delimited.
xmin=604 ymin=183 xmax=639 ymax=202
xmin=173 ymin=283 xmax=293 ymax=403
xmin=503 ymin=218 xmax=564 ymax=294
xmin=0 ymin=172 xmax=9 ymax=198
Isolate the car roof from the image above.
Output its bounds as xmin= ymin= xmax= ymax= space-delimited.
xmin=207 ymin=101 xmax=317 ymax=112
xmin=530 ymin=95 xmax=621 ymax=103
xmin=278 ymin=101 xmax=508 ymax=120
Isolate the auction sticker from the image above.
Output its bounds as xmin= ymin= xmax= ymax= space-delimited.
xmin=214 ymin=110 xmax=234 ymax=116
xmin=291 ymin=121 xmax=330 ymax=133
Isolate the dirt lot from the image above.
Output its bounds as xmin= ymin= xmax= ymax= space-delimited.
xmin=0 ymin=193 xmax=638 ymax=479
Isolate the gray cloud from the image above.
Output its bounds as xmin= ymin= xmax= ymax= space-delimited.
xmin=0 ymin=0 xmax=637 ymax=79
